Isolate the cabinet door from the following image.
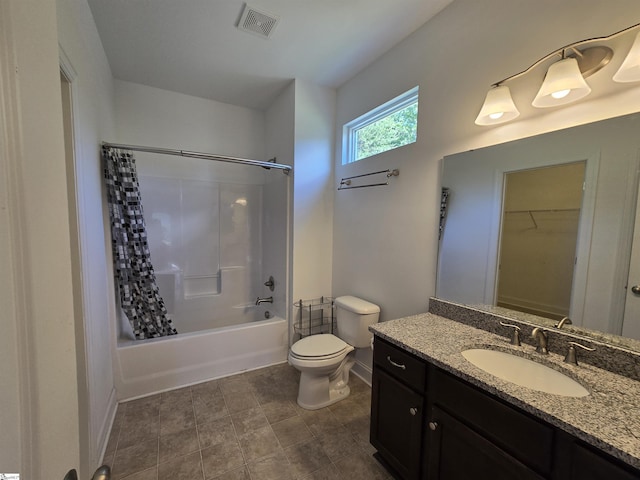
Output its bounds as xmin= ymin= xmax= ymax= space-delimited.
xmin=569 ymin=442 xmax=640 ymax=480
xmin=427 ymin=406 xmax=545 ymax=480
xmin=371 ymin=368 xmax=424 ymax=480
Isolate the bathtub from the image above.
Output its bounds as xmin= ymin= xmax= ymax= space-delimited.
xmin=114 ymin=316 xmax=289 ymax=400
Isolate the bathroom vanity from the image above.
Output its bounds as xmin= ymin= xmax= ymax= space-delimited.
xmin=369 ymin=308 xmax=640 ymax=480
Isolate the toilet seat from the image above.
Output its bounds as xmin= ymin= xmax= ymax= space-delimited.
xmin=290 ymin=334 xmax=349 ymax=360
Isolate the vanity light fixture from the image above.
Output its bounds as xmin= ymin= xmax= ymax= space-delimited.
xmin=532 ymin=55 xmax=592 ymax=108
xmin=475 ymin=22 xmax=640 ymax=126
xmin=475 ymin=85 xmax=520 ymax=126
xmin=613 ymin=30 xmax=640 ymax=82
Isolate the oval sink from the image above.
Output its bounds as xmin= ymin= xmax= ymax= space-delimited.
xmin=461 ymin=349 xmax=589 ymax=397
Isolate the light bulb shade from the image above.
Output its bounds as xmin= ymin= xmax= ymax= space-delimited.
xmin=613 ymin=31 xmax=640 ymax=83
xmin=475 ymin=85 xmax=520 ymax=126
xmin=532 ymin=57 xmax=591 ymax=108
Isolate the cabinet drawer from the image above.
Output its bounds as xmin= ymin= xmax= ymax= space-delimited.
xmin=432 ymin=367 xmax=554 ymax=476
xmin=373 ymin=337 xmax=426 ymax=391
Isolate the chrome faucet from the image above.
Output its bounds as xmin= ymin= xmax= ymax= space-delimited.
xmin=531 ymin=327 xmax=549 ymax=354
xmin=255 ymin=296 xmax=273 ymax=305
xmin=555 ymin=316 xmax=572 ymax=329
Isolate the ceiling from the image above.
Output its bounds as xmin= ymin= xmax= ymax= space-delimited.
xmin=87 ymin=0 xmax=453 ymax=110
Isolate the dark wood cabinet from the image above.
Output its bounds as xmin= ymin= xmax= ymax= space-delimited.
xmin=371 ymin=338 xmax=426 ymax=480
xmin=427 ymin=406 xmax=544 ymax=480
xmin=371 ymin=369 xmax=424 ymax=479
xmin=370 ymin=336 xmax=640 ymax=480
xmin=567 ymin=441 xmax=640 ymax=480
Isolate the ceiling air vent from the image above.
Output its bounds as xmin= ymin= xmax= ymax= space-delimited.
xmin=237 ymin=4 xmax=280 ymax=39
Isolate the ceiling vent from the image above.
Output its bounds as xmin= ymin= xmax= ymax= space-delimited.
xmin=237 ymin=4 xmax=280 ymax=39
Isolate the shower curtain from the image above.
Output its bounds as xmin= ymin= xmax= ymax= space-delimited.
xmin=102 ymin=146 xmax=177 ymax=339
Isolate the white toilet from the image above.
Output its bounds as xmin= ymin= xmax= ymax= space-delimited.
xmin=288 ymin=295 xmax=380 ymax=410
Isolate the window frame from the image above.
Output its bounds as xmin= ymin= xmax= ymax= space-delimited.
xmin=342 ymin=86 xmax=419 ymax=165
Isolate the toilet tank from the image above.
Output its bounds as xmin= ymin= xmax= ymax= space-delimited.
xmin=334 ymin=295 xmax=380 ymax=348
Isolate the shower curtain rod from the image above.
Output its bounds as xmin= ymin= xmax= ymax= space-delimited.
xmin=102 ymin=142 xmax=292 ymax=174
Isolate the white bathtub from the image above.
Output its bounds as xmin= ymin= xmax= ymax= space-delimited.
xmin=114 ymin=316 xmax=289 ymax=400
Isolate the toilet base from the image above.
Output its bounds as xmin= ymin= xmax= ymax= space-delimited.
xmin=295 ymin=356 xmax=355 ymax=410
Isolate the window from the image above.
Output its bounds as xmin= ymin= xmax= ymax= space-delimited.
xmin=343 ymin=86 xmax=419 ymax=164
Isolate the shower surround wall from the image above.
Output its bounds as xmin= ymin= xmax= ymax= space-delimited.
xmin=136 ymin=157 xmax=280 ymax=335
xmin=111 ymin=80 xmax=290 ymax=399
xmin=113 ymin=79 xmax=272 ymax=335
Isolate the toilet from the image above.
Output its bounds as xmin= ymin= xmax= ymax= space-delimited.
xmin=288 ymin=295 xmax=380 ymax=410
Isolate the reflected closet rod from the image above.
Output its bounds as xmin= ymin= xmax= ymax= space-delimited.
xmin=102 ymin=142 xmax=292 ymax=175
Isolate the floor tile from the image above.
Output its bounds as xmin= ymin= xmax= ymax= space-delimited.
xmin=300 ymin=408 xmax=341 ymax=437
xmin=197 ymin=416 xmax=237 ymax=449
xmin=246 ymin=451 xmax=295 ymax=480
xmin=222 ymin=391 xmax=259 ymax=414
xmin=230 ymin=406 xmax=269 ymax=436
xmin=237 ymin=424 xmax=281 ymax=462
xmin=201 ymin=441 xmax=245 ymax=479
xmin=260 ymin=399 xmax=299 ymax=424
xmin=159 ymin=426 xmax=200 ymax=463
xmin=191 ymin=379 xmax=220 ymax=397
xmin=334 ymin=451 xmax=391 ymax=480
xmin=209 ymin=466 xmax=251 ymax=480
xmin=121 ymin=467 xmax=157 ymax=480
xmin=301 ymin=463 xmax=344 ymax=480
xmin=316 ymin=426 xmax=360 ymax=462
xmin=219 ymin=376 xmax=254 ymax=395
xmin=157 ymin=451 xmax=203 ymax=480
xmin=160 ymin=402 xmax=196 ymax=436
xmin=103 ymin=364 xmax=390 ymax=480
xmin=112 ymin=438 xmax=158 ymax=479
xmin=193 ymin=393 xmax=228 ymax=425
xmin=284 ymin=440 xmax=332 ymax=478
xmin=271 ymin=415 xmax=313 ymax=448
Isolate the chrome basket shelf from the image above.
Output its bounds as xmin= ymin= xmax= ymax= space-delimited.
xmin=293 ymin=296 xmax=335 ymax=337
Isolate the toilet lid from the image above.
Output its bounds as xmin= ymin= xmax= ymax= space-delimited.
xmin=291 ymin=334 xmax=348 ymax=358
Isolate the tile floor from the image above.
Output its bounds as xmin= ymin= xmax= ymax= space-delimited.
xmin=103 ymin=363 xmax=394 ymax=480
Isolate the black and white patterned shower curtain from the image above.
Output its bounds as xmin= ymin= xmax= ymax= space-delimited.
xmin=102 ymin=146 xmax=177 ymax=339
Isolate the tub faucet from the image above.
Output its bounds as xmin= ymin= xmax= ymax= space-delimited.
xmin=531 ymin=327 xmax=549 ymax=354
xmin=256 ymin=296 xmax=273 ymax=305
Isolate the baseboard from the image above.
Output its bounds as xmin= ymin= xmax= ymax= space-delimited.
xmin=351 ymin=359 xmax=372 ymax=386
xmin=98 ymin=386 xmax=118 ymax=464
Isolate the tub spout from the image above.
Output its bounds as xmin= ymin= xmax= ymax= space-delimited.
xmin=256 ymin=296 xmax=273 ymax=305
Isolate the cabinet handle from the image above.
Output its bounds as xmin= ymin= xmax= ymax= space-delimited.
xmin=387 ymin=356 xmax=406 ymax=370
xmin=428 ymin=421 xmax=438 ymax=431
xmin=409 ymin=407 xmax=418 ymax=416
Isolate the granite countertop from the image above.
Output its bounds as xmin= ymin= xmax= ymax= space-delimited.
xmin=370 ymin=313 xmax=640 ymax=470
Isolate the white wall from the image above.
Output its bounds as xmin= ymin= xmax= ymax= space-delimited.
xmin=0 ymin=0 xmax=82 ymax=477
xmin=292 ymin=80 xmax=336 ymax=303
xmin=265 ymin=80 xmax=336 ymax=341
xmin=265 ymin=81 xmax=296 ymax=322
xmin=56 ymin=0 xmax=118 ymax=473
xmin=113 ymin=80 xmax=265 ymax=159
xmin=332 ymin=0 xmax=640 ymax=372
xmin=333 ymin=0 xmax=640 ymax=321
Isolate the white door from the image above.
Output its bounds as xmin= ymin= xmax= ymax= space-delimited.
xmin=623 ymin=180 xmax=640 ymax=340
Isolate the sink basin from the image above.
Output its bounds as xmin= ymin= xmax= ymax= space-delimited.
xmin=461 ymin=349 xmax=589 ymax=397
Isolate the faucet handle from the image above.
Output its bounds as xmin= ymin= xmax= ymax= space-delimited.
xmin=499 ymin=321 xmax=521 ymax=346
xmin=564 ymin=341 xmax=595 ymax=366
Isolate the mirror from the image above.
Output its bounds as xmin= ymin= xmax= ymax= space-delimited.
xmin=437 ymin=112 xmax=640 ymax=349
xmin=496 ymin=162 xmax=586 ymax=319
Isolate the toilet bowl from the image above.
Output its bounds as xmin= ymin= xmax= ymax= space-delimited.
xmin=288 ymin=296 xmax=380 ymax=410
